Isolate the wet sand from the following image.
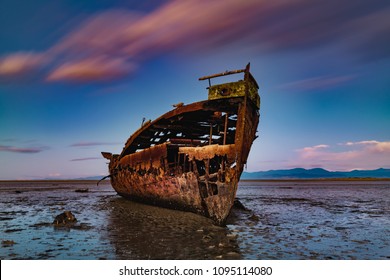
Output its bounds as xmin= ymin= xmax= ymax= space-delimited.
xmin=0 ymin=181 xmax=239 ymax=259
xmin=1 ymin=180 xmax=389 ymax=259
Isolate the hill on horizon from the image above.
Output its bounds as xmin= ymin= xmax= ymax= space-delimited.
xmin=241 ymin=168 xmax=390 ymax=179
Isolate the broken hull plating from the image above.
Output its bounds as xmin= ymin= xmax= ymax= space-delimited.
xmin=105 ymin=97 xmax=258 ymax=225
xmin=103 ymin=65 xmax=260 ymax=225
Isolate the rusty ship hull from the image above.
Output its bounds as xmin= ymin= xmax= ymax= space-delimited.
xmin=102 ymin=64 xmax=260 ymax=225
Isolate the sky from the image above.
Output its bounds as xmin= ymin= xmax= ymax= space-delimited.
xmin=0 ymin=0 xmax=389 ymax=180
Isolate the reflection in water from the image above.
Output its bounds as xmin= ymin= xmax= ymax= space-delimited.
xmin=1 ymin=180 xmax=389 ymax=259
xmin=101 ymin=197 xmax=241 ymax=259
xmin=232 ymin=180 xmax=390 ymax=259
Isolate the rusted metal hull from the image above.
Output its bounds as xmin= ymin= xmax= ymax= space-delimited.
xmin=102 ymin=65 xmax=260 ymax=225
xmin=111 ymin=162 xmax=239 ymax=225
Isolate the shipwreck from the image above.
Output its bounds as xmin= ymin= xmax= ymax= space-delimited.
xmin=102 ymin=63 xmax=260 ymax=225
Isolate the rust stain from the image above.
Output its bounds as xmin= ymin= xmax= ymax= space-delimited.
xmin=179 ymin=144 xmax=236 ymax=161
xmin=101 ymin=63 xmax=260 ymax=225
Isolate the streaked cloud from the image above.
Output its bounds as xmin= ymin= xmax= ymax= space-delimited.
xmin=0 ymin=0 xmax=388 ymax=83
xmin=46 ymin=56 xmax=136 ymax=82
xmin=279 ymin=75 xmax=357 ymax=91
xmin=0 ymin=52 xmax=48 ymax=76
xmin=70 ymin=157 xmax=102 ymax=161
xmin=341 ymin=140 xmax=390 ymax=153
xmin=295 ymin=140 xmax=390 ymax=170
xmin=340 ymin=7 xmax=390 ymax=61
xmin=49 ymin=10 xmax=141 ymax=56
xmin=70 ymin=141 xmax=118 ymax=147
xmin=0 ymin=145 xmax=49 ymax=154
xmin=344 ymin=140 xmax=384 ymax=146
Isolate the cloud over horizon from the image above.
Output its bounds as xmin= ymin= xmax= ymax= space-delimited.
xmin=70 ymin=157 xmax=102 ymax=162
xmin=0 ymin=145 xmax=49 ymax=154
xmin=0 ymin=0 xmax=389 ymax=83
xmin=295 ymin=140 xmax=390 ymax=170
xmin=69 ymin=141 xmax=119 ymax=147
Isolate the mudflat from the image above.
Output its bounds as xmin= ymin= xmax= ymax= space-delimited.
xmin=1 ymin=180 xmax=389 ymax=259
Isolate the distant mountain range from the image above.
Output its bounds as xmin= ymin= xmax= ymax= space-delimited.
xmin=241 ymin=168 xmax=390 ymax=179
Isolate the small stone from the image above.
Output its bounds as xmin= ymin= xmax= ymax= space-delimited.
xmin=226 ymin=251 xmax=240 ymax=258
xmin=227 ymin=233 xmax=238 ymax=240
xmin=202 ymin=235 xmax=212 ymax=242
xmin=2 ymin=240 xmax=16 ymax=246
xmin=249 ymin=214 xmax=260 ymax=221
xmin=75 ymin=189 xmax=89 ymax=193
xmin=53 ymin=211 xmax=77 ymax=225
xmin=233 ymin=199 xmax=250 ymax=211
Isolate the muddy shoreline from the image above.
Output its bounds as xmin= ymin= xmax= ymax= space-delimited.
xmin=1 ymin=180 xmax=389 ymax=259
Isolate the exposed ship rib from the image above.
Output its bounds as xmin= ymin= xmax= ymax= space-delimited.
xmin=102 ymin=63 xmax=260 ymax=225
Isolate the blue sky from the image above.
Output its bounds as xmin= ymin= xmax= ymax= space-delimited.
xmin=0 ymin=0 xmax=389 ymax=179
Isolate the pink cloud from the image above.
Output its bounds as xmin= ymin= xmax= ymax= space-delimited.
xmin=120 ymin=0 xmax=276 ymax=55
xmin=341 ymin=140 xmax=390 ymax=153
xmin=46 ymin=56 xmax=136 ymax=82
xmin=49 ymin=10 xmax=142 ymax=58
xmin=298 ymin=144 xmax=329 ymax=158
xmin=297 ymin=144 xmax=357 ymax=161
xmin=1 ymin=0 xmax=388 ymax=83
xmin=0 ymin=52 xmax=48 ymax=76
xmin=70 ymin=141 xmax=118 ymax=147
xmin=295 ymin=140 xmax=390 ymax=170
xmin=370 ymin=142 xmax=390 ymax=153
